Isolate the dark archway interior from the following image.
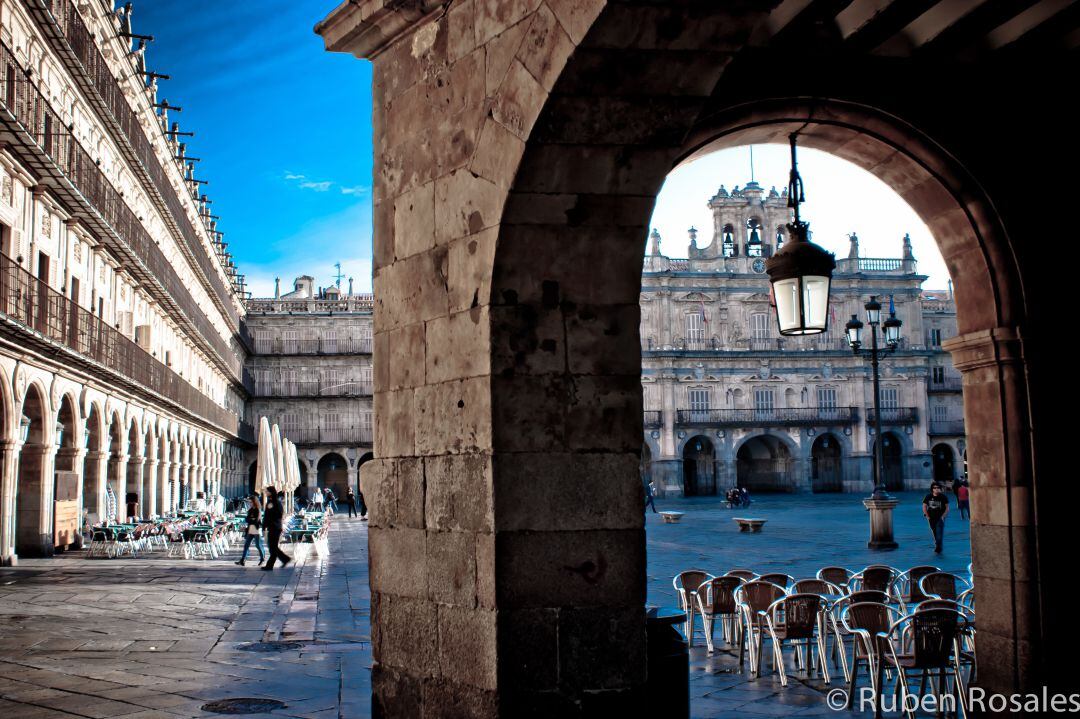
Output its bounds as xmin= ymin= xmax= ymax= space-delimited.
xmin=16 ymin=385 xmax=47 ymax=557
xmin=933 ymin=443 xmax=956 ymax=485
xmin=811 ymin=433 xmax=842 ymax=493
xmin=124 ymin=423 xmax=140 ymax=520
xmin=317 ymin=452 xmax=349 ymax=500
xmin=681 ymin=436 xmax=714 ymax=496
xmin=106 ymin=414 xmax=123 ymax=521
xmin=736 ymin=435 xmax=793 ymax=493
xmin=873 ymin=432 xmax=904 ymax=491
xmin=81 ymin=406 xmax=102 ymax=519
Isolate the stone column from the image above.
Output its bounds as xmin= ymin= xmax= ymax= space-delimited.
xmin=111 ymin=454 xmax=129 ymax=521
xmin=84 ymin=451 xmax=108 ymax=520
xmin=146 ymin=459 xmax=160 ymax=517
xmin=160 ymin=460 xmax=172 ymax=515
xmin=169 ymin=458 xmax=181 ymax=513
xmin=0 ymin=439 xmax=21 ymax=565
xmin=15 ymin=444 xmax=56 ymax=558
xmin=944 ymin=328 xmax=1039 ymax=692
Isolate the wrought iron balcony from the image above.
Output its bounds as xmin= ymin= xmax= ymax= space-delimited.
xmin=675 ymin=407 xmax=858 ymax=427
xmin=866 ymin=407 xmax=919 ymax=424
xmin=0 ymin=40 xmax=243 ymax=381
xmin=246 ymin=295 xmax=374 ymax=314
xmin=251 ymin=337 xmax=373 ymax=355
xmin=643 ymin=410 xmax=662 ymax=428
xmin=928 ymin=378 xmax=963 ymax=393
xmin=0 ymin=251 xmax=242 ymax=438
xmin=29 ymin=0 xmax=239 ymax=324
xmin=281 ymin=425 xmax=373 ymax=446
xmin=253 ymin=379 xmax=374 ymax=398
xmin=929 ymin=420 xmax=965 ymax=436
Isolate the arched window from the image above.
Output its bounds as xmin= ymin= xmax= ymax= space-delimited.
xmin=746 ymin=218 xmax=763 ymax=256
xmin=722 ymin=224 xmax=736 ymax=257
xmin=775 ymin=227 xmax=785 ymax=250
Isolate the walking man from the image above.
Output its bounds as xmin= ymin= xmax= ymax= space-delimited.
xmin=235 ymin=494 xmax=264 ymax=566
xmin=261 ymin=486 xmax=292 ymax=571
xmin=922 ymin=483 xmax=949 ymax=553
xmin=955 ymin=481 xmax=970 ymax=520
xmin=644 ymin=480 xmax=658 ymax=514
xmin=345 ymin=488 xmax=358 ymax=517
xmin=324 ymin=487 xmax=337 ymax=513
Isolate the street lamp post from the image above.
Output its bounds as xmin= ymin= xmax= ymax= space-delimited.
xmin=846 ymin=297 xmax=903 ymax=549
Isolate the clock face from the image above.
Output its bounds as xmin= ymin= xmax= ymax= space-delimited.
xmin=752 ymin=258 xmax=766 ymax=273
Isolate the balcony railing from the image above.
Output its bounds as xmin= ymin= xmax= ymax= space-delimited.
xmin=253 ymin=379 xmax=374 ymax=398
xmin=928 ymin=379 xmax=963 ymax=393
xmin=929 ymin=420 xmax=965 ymax=436
xmin=32 ymin=0 xmax=239 ymax=323
xmin=0 ymin=40 xmax=242 ymax=380
xmin=647 ymin=337 xmax=853 ymax=352
xmin=835 ymin=257 xmax=918 ymax=274
xmin=676 ymin=407 xmax=858 ymax=427
xmin=643 ymin=410 xmax=662 ymax=428
xmin=866 ymin=407 xmax=919 ymax=424
xmin=246 ymin=295 xmax=375 ymax=314
xmin=281 ymin=425 xmax=373 ymax=445
xmin=252 ymin=337 xmax=373 ymax=355
xmin=0 ymin=251 xmax=242 ymax=437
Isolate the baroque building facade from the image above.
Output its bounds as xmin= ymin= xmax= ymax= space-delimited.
xmin=245 ymin=276 xmax=374 ymax=501
xmin=0 ymin=0 xmax=250 ymax=563
xmin=641 ymin=181 xmax=965 ymax=496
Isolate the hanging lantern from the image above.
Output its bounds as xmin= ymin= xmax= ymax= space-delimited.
xmin=765 ymin=133 xmax=835 ymax=335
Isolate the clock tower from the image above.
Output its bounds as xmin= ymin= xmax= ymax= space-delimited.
xmin=689 ymin=179 xmax=793 ymax=274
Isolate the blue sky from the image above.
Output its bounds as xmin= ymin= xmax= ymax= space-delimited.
xmin=132 ymin=5 xmax=949 ymax=298
xmin=131 ymin=1 xmax=371 ymax=297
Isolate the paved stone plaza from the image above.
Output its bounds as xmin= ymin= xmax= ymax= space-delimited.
xmin=0 ymin=495 xmax=970 ymax=718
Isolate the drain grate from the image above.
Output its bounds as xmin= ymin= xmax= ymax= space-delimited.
xmin=201 ymin=698 xmax=287 ymax=714
xmin=236 ymin=640 xmax=304 ymax=653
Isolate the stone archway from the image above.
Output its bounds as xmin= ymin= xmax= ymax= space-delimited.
xmin=53 ymin=394 xmax=81 ymax=550
xmin=15 ymin=383 xmax=51 ymax=557
xmin=873 ymin=431 xmax=904 ymax=492
xmin=810 ymin=433 xmax=843 ymax=493
xmin=81 ymin=404 xmax=104 ymax=522
xmin=318 ymin=0 xmax=1064 ymax=709
xmin=736 ymin=434 xmax=794 ymax=493
xmin=105 ymin=413 xmax=125 ymax=521
xmin=680 ymin=435 xmax=714 ymax=496
xmin=317 ymin=452 xmax=349 ymax=500
xmin=932 ymin=443 xmax=956 ymax=486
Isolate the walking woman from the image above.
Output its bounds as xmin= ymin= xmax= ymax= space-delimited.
xmin=261 ymin=486 xmax=292 ymax=570
xmin=235 ymin=494 xmax=265 ymax=566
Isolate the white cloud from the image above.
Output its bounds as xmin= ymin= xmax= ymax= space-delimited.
xmin=299 ymin=180 xmax=332 ymax=192
xmin=340 ymin=185 xmax=369 ymax=196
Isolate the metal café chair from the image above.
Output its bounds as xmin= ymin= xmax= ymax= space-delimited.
xmin=673 ymin=569 xmax=713 ymax=646
xmin=759 ymin=593 xmax=832 ymax=687
xmin=758 ymin=573 xmax=795 ymax=591
xmin=876 ymin=608 xmax=969 ymax=719
xmin=724 ymin=568 xmax=757 ymax=582
xmin=889 ymin=565 xmax=940 ymax=611
xmin=793 ymin=578 xmax=848 ymax=678
xmin=694 ymin=575 xmax=745 ymax=652
xmin=919 ymin=571 xmax=971 ymax=601
xmin=735 ymin=580 xmax=787 ymax=674
xmin=817 ymin=566 xmax=854 ymax=591
xmin=840 ymin=601 xmax=904 ymax=709
xmin=851 ymin=564 xmax=899 ymax=593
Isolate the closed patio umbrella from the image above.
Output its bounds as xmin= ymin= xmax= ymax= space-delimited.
xmin=254 ymin=417 xmax=275 ymax=497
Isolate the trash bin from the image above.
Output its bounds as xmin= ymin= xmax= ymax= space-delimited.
xmin=645 ymin=606 xmax=689 ymax=717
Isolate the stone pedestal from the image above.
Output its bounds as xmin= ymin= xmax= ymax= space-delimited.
xmin=864 ymin=496 xmax=899 ymax=550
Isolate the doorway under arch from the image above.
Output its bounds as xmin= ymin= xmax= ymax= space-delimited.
xmin=874 ymin=432 xmax=904 ymax=492
xmin=681 ymin=436 xmax=715 ymax=496
xmin=317 ymin=453 xmax=349 ymax=500
xmin=810 ymin=433 xmax=843 ymax=493
xmin=15 ymin=384 xmax=50 ymax=557
xmin=736 ymin=435 xmax=793 ymax=493
xmin=932 ymin=443 xmax=956 ymax=486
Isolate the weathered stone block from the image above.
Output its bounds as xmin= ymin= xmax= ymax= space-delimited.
xmin=415 ymin=377 xmax=493 ymax=456
xmin=494 ymin=528 xmax=646 ymax=608
xmin=513 ymin=144 xmax=676 ymax=196
xmin=564 ymin=303 xmax=642 ymax=376
xmin=501 ymin=192 xmax=655 ymax=227
xmin=557 ymin=605 xmax=646 ymax=690
xmin=498 ymin=608 xmax=558 ymax=691
xmin=374 ymin=389 xmax=416 ymax=458
xmin=369 ymin=526 xmax=428 ymax=599
xmin=365 ymin=457 xmax=425 ymax=530
xmin=492 ymin=452 xmax=643 ymax=532
xmin=420 ymin=677 xmax=499 ymax=719
xmin=516 ymin=3 xmax=574 ymax=92
xmin=491 ymin=59 xmax=547 ymax=140
xmin=489 ymin=374 xmax=566 ymax=452
xmin=374 ymin=593 xmax=438 ymax=675
xmin=372 ymin=663 xmax=424 ymax=719
xmin=475 ymin=531 xmax=496 ymax=610
xmin=424 ymin=453 xmax=494 ymax=532
xmin=448 ymin=227 xmax=497 ymax=313
xmin=474 ymin=0 xmax=541 ymax=46
xmin=425 ymin=307 xmax=490 ymax=384
xmin=426 ymin=529 xmax=478 ymax=607
xmin=373 ymin=247 xmax=450 ymax=330
xmin=483 ymin=17 xmax=529 ymax=96
xmin=447 ymin=0 xmax=477 ymax=62
xmin=469 ymin=118 xmax=525 ymax=189
xmin=434 ymin=169 xmax=504 ymax=246
xmin=489 ymin=304 xmax=567 ymax=377
xmin=436 ymin=605 xmax=498 ymax=689
xmin=565 ymin=374 xmax=644 ymax=452
xmin=388 ymin=322 xmax=426 ymax=390
xmin=394 ymin=182 xmax=436 ymax=260
xmin=545 ymin=0 xmax=603 ymax=45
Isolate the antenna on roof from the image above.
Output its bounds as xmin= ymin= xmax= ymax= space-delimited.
xmin=749 ymin=145 xmax=755 ymax=183
xmin=333 ymin=262 xmax=345 ymax=288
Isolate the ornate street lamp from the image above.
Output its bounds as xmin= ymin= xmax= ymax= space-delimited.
xmin=19 ymin=415 xmax=30 ymax=443
xmin=847 ymin=296 xmax=904 ymax=549
xmin=765 ymin=133 xmax=836 ymax=335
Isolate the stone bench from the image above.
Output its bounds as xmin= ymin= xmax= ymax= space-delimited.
xmin=733 ymin=517 xmax=766 ymax=532
xmin=659 ymin=511 xmax=684 ymax=524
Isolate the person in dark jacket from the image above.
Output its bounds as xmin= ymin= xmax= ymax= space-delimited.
xmin=261 ymin=486 xmax=292 ymax=570
xmin=345 ymin=488 xmax=358 ymax=518
xmin=235 ymin=494 xmax=264 ymax=566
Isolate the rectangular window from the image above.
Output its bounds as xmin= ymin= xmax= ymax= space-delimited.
xmin=685 ymin=312 xmax=704 ymax=348
xmin=933 ymin=404 xmax=948 ymax=421
xmin=754 ymin=388 xmax=775 ymax=419
xmin=283 ymin=329 xmax=299 ymax=353
xmin=879 ymin=387 xmax=899 ymax=409
xmin=932 ymin=366 xmax=945 ymax=384
xmin=817 ymin=387 xmax=837 ymax=410
xmin=688 ymin=387 xmax=709 ymax=422
xmin=929 ymin=328 xmax=942 ymax=346
xmin=324 ymin=329 xmax=337 ymax=353
xmin=254 ymin=331 xmax=270 ymax=353
xmin=750 ymin=313 xmax=770 ymax=341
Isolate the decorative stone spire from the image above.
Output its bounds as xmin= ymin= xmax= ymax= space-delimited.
xmin=902 ymin=232 xmax=915 ymax=260
xmin=649 ymin=228 xmax=662 ymax=256
xmin=688 ymin=226 xmax=698 ymax=246
xmin=848 ymin=232 xmax=860 ymax=259
xmin=348 ymin=277 xmax=354 ymax=295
